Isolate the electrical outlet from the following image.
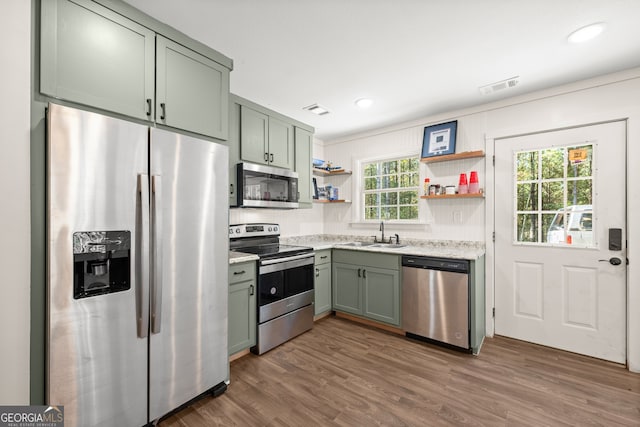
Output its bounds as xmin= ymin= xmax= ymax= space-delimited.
xmin=453 ymin=211 xmax=462 ymax=224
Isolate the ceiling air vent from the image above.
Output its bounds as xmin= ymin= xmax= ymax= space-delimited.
xmin=479 ymin=76 xmax=520 ymax=95
xmin=303 ymin=103 xmax=330 ymax=115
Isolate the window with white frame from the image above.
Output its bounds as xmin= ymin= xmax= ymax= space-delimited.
xmin=362 ymin=156 xmax=419 ymax=221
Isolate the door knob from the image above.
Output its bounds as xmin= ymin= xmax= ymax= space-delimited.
xmin=598 ymin=257 xmax=622 ymax=266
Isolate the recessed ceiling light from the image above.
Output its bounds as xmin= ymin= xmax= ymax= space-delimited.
xmin=568 ymin=22 xmax=605 ymax=43
xmin=355 ymin=98 xmax=373 ymax=109
xmin=303 ymin=103 xmax=330 ymax=115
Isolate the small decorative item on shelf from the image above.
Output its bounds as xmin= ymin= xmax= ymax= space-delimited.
xmin=469 ymin=171 xmax=480 ymax=193
xmin=317 ymin=185 xmax=328 ymax=200
xmin=421 ymin=120 xmax=457 ymax=159
xmin=423 ymin=178 xmax=430 ymax=196
xmin=458 ymin=173 xmax=468 ymax=194
xmin=329 ymin=187 xmax=339 ymax=200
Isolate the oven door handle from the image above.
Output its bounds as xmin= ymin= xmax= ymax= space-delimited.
xmin=261 ymin=253 xmax=314 ymax=265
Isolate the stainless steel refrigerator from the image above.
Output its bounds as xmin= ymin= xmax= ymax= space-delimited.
xmin=46 ymin=103 xmax=229 ymax=427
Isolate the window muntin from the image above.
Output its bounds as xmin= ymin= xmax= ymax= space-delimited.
xmin=514 ymin=143 xmax=594 ymax=247
xmin=363 ymin=157 xmax=419 ymax=221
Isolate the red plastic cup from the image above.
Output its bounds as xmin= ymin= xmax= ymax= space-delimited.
xmin=469 ymin=171 xmax=479 ymax=193
xmin=458 ymin=173 xmax=468 ymax=194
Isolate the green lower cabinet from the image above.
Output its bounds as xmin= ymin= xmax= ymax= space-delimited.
xmin=314 ymin=263 xmax=332 ymax=315
xmin=332 ymin=263 xmax=362 ymax=315
xmin=332 ymin=250 xmax=401 ymax=327
xmin=362 ymin=267 xmax=400 ymax=325
xmin=228 ymin=262 xmax=256 ymax=355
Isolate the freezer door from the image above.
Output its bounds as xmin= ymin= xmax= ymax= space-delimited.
xmin=47 ymin=104 xmax=149 ymax=427
xmin=148 ymin=128 xmax=229 ymax=421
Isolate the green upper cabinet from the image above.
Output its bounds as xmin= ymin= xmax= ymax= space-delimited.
xmin=295 ymin=127 xmax=313 ymax=206
xmin=156 ymin=36 xmax=229 ymax=140
xmin=240 ymin=105 xmax=293 ymax=169
xmin=41 ymin=0 xmax=155 ymax=121
xmin=239 ymin=105 xmax=269 ymax=165
xmin=267 ymin=117 xmax=293 ymax=169
xmin=41 ymin=0 xmax=231 ymax=140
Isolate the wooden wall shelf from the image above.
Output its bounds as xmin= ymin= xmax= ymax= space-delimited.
xmin=420 ymin=150 xmax=485 ymax=164
xmin=420 ymin=193 xmax=484 ymax=200
xmin=313 ymin=199 xmax=351 ymax=204
xmin=313 ymin=169 xmax=352 ymax=176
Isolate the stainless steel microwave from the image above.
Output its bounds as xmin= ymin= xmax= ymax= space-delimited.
xmin=236 ymin=162 xmax=299 ymax=209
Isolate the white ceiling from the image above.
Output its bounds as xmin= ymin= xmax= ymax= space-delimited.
xmin=124 ymin=0 xmax=640 ymax=141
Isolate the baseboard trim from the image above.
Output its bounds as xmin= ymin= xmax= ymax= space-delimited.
xmin=334 ymin=311 xmax=404 ymax=335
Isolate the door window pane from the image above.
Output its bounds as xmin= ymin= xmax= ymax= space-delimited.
xmin=516 ymin=151 xmax=538 ymax=181
xmin=514 ymin=143 xmax=595 ymax=247
xmin=517 ymin=213 xmax=538 ymax=243
xmin=541 ymin=148 xmax=564 ymax=179
xmin=517 ymin=183 xmax=538 ymax=211
xmin=541 ymin=181 xmax=564 ymax=211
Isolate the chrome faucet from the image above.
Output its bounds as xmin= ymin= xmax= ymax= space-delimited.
xmin=379 ymin=221 xmax=385 ymax=243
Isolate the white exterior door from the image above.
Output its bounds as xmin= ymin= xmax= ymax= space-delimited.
xmin=494 ymin=121 xmax=627 ymax=363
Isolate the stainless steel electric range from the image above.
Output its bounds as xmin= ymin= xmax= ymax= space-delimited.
xmin=229 ymin=223 xmax=314 ymax=354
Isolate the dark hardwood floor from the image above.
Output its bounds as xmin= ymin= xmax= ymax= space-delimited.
xmin=159 ymin=316 xmax=640 ymax=426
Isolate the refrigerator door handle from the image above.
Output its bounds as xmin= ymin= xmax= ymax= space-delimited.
xmin=137 ymin=174 xmax=150 ymax=338
xmin=151 ymin=175 xmax=163 ymax=334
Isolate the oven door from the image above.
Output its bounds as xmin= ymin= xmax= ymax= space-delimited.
xmin=258 ymin=254 xmax=314 ymax=323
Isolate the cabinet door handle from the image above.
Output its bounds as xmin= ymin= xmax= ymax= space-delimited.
xmin=357 ymin=268 xmax=361 ymax=278
xmin=249 ymin=284 xmax=254 ymax=296
xmin=230 ymin=183 xmax=234 ymax=195
xmin=264 ymin=152 xmax=269 ymax=162
xmin=362 ymin=269 xmax=366 ymax=278
xmin=320 ymin=256 xmax=327 ymax=260
xmin=315 ymin=268 xmax=319 ymax=277
xmin=270 ymin=153 xmax=274 ymax=163
xmin=233 ymin=270 xmax=245 ymax=275
xmin=146 ymin=98 xmax=152 ymax=117
xmin=160 ymin=103 xmax=166 ymax=120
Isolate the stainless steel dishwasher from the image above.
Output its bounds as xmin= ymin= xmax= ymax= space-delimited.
xmin=402 ymin=255 xmax=471 ymax=351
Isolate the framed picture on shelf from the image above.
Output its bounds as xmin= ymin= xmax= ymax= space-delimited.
xmin=312 ymin=178 xmax=318 ymax=199
xmin=421 ymin=120 xmax=457 ymax=158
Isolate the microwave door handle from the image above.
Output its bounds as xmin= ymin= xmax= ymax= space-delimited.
xmin=137 ymin=174 xmax=150 ymax=338
xmin=151 ymin=175 xmax=163 ymax=334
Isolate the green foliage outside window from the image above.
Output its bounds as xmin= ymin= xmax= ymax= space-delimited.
xmin=363 ymin=157 xmax=419 ymax=221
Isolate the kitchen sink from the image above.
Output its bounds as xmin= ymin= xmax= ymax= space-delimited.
xmin=340 ymin=242 xmax=376 ymax=247
xmin=340 ymin=241 xmax=407 ymax=249
xmin=370 ymin=243 xmax=407 ymax=249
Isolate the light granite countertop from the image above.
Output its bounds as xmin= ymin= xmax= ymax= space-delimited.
xmin=281 ymin=234 xmax=485 ymax=260
xmin=229 ymin=251 xmax=259 ymax=265
xmin=229 ymin=234 xmax=485 ymax=264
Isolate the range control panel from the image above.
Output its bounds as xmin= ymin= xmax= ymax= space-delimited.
xmin=229 ymin=223 xmax=280 ymax=238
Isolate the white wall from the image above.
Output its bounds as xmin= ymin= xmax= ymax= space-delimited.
xmin=0 ymin=0 xmax=31 ymax=404
xmin=319 ymin=68 xmax=640 ymax=371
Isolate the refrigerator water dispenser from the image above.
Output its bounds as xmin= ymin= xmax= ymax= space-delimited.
xmin=73 ymin=231 xmax=131 ymax=299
